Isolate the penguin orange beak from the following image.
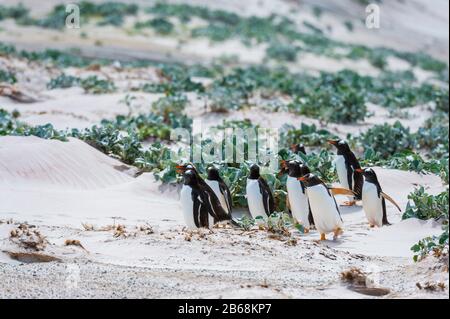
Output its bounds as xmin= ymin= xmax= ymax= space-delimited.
xmin=355 ymin=168 xmax=364 ymax=173
xmin=175 ymin=165 xmax=186 ymax=174
xmin=327 ymin=140 xmax=338 ymax=145
xmin=298 ymin=176 xmax=306 ymax=182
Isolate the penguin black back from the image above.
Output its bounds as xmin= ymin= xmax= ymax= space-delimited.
xmin=183 ymin=170 xmax=210 ymax=228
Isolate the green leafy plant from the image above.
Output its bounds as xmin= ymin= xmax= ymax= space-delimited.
xmin=47 ymin=74 xmax=80 ymax=89
xmin=406 ymin=188 xmax=449 ymax=263
xmin=0 ymin=69 xmax=17 ymax=84
xmin=80 ymin=76 xmax=116 ymax=94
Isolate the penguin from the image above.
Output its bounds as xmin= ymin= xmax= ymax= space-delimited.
xmin=328 ymin=139 xmax=363 ymax=206
xmin=286 ymin=160 xmax=314 ymax=231
xmin=246 ymin=164 xmax=275 ymax=219
xmin=356 ymin=168 xmax=402 ymax=227
xmin=291 ymin=143 xmax=307 ymax=155
xmin=176 ymin=163 xmax=231 ymax=223
xmin=205 ymin=166 xmax=232 ymax=216
xmin=298 ymin=173 xmax=344 ymax=241
xmin=180 ymin=170 xmax=213 ymax=229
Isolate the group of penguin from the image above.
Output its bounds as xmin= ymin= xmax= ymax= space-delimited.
xmin=179 ymin=139 xmax=401 ymax=241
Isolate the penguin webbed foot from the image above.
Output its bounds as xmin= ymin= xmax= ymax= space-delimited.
xmin=333 ymin=228 xmax=343 ymax=241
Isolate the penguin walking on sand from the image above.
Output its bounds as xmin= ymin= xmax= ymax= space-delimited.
xmin=180 ymin=170 xmax=213 ymax=229
xmin=246 ymin=164 xmax=275 ymax=219
xmin=356 ymin=168 xmax=402 ymax=228
xmin=205 ymin=166 xmax=232 ymax=216
xmin=298 ymin=173 xmax=347 ymax=241
xmin=176 ymin=163 xmax=231 ymax=224
xmin=328 ymin=139 xmax=363 ymax=206
xmin=285 ymin=160 xmax=314 ymax=231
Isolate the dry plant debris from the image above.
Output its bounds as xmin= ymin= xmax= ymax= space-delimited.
xmin=341 ymin=267 xmax=390 ymax=297
xmin=65 ymin=239 xmax=89 ymax=253
xmin=416 ymin=281 xmax=447 ymax=292
xmin=9 ymin=223 xmax=47 ymax=251
xmin=81 ymin=222 xmax=155 ymax=238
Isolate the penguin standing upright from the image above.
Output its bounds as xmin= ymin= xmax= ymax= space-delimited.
xmin=328 ymin=139 xmax=363 ymax=206
xmin=176 ymin=163 xmax=231 ymax=223
xmin=356 ymin=168 xmax=402 ymax=227
xmin=298 ymin=173 xmax=344 ymax=241
xmin=246 ymin=164 xmax=275 ymax=219
xmin=286 ymin=160 xmax=314 ymax=231
xmin=180 ymin=170 xmax=213 ymax=229
xmin=205 ymin=166 xmax=232 ymax=216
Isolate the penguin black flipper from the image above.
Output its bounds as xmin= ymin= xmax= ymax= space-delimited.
xmin=218 ymin=177 xmax=233 ymax=216
xmin=345 ymin=161 xmax=354 ymax=192
xmin=308 ymin=204 xmax=315 ymax=227
xmin=192 ymin=191 xmax=208 ymax=228
xmin=381 ymin=197 xmax=391 ymax=226
xmin=348 ymin=152 xmax=363 ymax=200
xmin=258 ymin=177 xmax=275 ymax=217
xmin=353 ymin=170 xmax=364 ymax=200
xmin=203 ymin=187 xmax=229 ymax=223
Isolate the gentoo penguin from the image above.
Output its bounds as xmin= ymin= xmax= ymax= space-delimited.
xmin=180 ymin=170 xmax=213 ymax=229
xmin=291 ymin=143 xmax=307 ymax=155
xmin=246 ymin=164 xmax=275 ymax=218
xmin=328 ymin=139 xmax=363 ymax=206
xmin=176 ymin=163 xmax=231 ymax=223
xmin=356 ymin=168 xmax=402 ymax=227
xmin=286 ymin=160 xmax=314 ymax=231
xmin=205 ymin=166 xmax=232 ymax=216
xmin=298 ymin=173 xmax=344 ymax=241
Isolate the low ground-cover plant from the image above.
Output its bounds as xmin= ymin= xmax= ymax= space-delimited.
xmin=80 ymin=76 xmax=116 ymax=94
xmin=18 ymin=2 xmax=138 ymax=29
xmin=0 ymin=69 xmax=17 ymax=84
xmin=405 ymin=188 xmax=449 ymax=263
xmin=47 ymin=74 xmax=80 ymax=89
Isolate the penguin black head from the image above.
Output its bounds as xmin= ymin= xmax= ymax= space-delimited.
xmin=298 ymin=173 xmax=322 ymax=188
xmin=299 ymin=163 xmax=311 ymax=177
xmin=290 ymin=143 xmax=306 ymax=155
xmin=183 ymin=170 xmax=199 ymax=186
xmin=207 ymin=166 xmax=220 ymax=181
xmin=176 ymin=163 xmax=197 ymax=175
xmin=287 ymin=160 xmax=302 ymax=177
xmin=249 ymin=164 xmax=260 ymax=179
xmin=328 ymin=139 xmax=351 ymax=154
xmin=357 ymin=168 xmax=379 ymax=184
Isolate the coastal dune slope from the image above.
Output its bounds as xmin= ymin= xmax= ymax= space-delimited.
xmin=0 ymin=136 xmax=180 ymax=228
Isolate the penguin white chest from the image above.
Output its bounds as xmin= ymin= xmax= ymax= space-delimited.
xmin=180 ymin=185 xmax=198 ymax=229
xmin=246 ymin=179 xmax=267 ymax=219
xmin=362 ymin=181 xmax=383 ymax=227
xmin=286 ymin=176 xmax=310 ymax=227
xmin=205 ymin=180 xmax=229 ymax=214
xmin=307 ymin=184 xmax=342 ymax=234
xmin=334 ymin=155 xmax=350 ymax=189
